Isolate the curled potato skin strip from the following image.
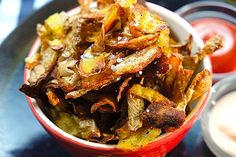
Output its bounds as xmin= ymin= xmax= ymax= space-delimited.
xmin=91 ymin=97 xmax=117 ymax=113
xmin=117 ymin=77 xmax=132 ymax=101
xmin=129 ymin=84 xmax=174 ymax=106
xmin=182 ymin=35 xmax=223 ymax=70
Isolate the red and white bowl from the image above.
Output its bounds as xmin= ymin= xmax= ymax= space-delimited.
xmin=24 ymin=2 xmax=212 ymax=157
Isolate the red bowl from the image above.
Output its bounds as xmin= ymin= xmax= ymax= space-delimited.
xmin=24 ymin=2 xmax=212 ymax=157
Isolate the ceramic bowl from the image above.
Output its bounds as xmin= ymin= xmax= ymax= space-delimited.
xmin=24 ymin=2 xmax=211 ymax=157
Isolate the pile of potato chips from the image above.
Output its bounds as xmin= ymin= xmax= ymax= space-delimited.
xmin=20 ymin=0 xmax=223 ymax=149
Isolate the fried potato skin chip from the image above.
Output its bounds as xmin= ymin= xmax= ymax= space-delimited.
xmin=129 ymin=4 xmax=167 ymax=36
xmin=117 ymin=127 xmax=161 ymax=150
xmin=129 ymin=84 xmax=174 ymax=106
xmin=91 ymin=97 xmax=117 ymax=113
xmin=197 ymin=35 xmax=223 ymax=60
xmin=103 ymin=3 xmax=121 ymax=33
xmin=163 ymin=54 xmax=182 ymax=96
xmin=142 ymin=103 xmax=186 ymax=128
xmin=49 ymin=108 xmax=101 ymax=140
xmin=171 ymin=69 xmax=194 ymax=111
xmin=106 ymin=34 xmax=160 ymax=50
xmin=113 ymin=46 xmax=162 ymax=75
xmin=78 ymin=48 xmax=107 ymax=77
xmin=127 ymin=93 xmax=144 ymax=131
xmin=186 ymin=69 xmax=212 ymax=103
xmin=182 ymin=35 xmax=223 ymax=71
xmin=117 ymin=77 xmax=132 ymax=101
xmin=28 ymin=48 xmax=58 ymax=85
xmin=78 ymin=0 xmax=93 ymax=13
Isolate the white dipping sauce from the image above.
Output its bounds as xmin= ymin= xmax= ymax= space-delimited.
xmin=209 ymin=91 xmax=236 ymax=157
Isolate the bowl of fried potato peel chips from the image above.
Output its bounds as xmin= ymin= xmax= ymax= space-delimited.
xmin=20 ymin=0 xmax=223 ymax=156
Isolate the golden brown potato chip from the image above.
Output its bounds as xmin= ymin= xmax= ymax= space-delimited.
xmin=28 ymin=48 xmax=58 ymax=85
xmin=117 ymin=127 xmax=161 ymax=150
xmin=78 ymin=47 xmax=108 ymax=77
xmin=182 ymin=55 xmax=199 ymax=71
xmin=182 ymin=35 xmax=223 ymax=70
xmin=48 ymin=39 xmax=64 ymax=51
xmin=186 ymin=69 xmax=212 ymax=103
xmin=163 ymin=54 xmax=182 ymax=96
xmin=113 ymin=45 xmax=162 ymax=75
xmin=172 ymin=69 xmax=194 ymax=111
xmin=116 ymin=122 xmax=132 ymax=140
xmin=127 ymin=93 xmax=144 ymax=131
xmin=129 ymin=84 xmax=174 ymax=106
xmin=57 ymin=57 xmax=79 ymax=92
xmin=97 ymin=0 xmax=115 ymax=8
xmin=46 ymin=89 xmax=60 ymax=106
xmin=197 ymin=35 xmax=223 ymax=61
xmin=116 ymin=0 xmax=137 ymax=8
xmin=49 ymin=108 xmax=101 ymax=140
xmin=130 ymin=4 xmax=167 ymax=36
xmin=106 ymin=34 xmax=159 ymax=50
xmin=44 ymin=12 xmax=67 ymax=38
xmin=25 ymin=53 xmax=41 ymax=70
xmin=103 ymin=3 xmax=121 ymax=33
xmin=170 ymin=35 xmax=193 ymax=56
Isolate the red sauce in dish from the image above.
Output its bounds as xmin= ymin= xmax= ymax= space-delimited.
xmin=191 ymin=18 xmax=236 ymax=73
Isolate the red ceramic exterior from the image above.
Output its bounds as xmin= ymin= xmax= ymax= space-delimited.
xmin=23 ymin=6 xmax=211 ymax=157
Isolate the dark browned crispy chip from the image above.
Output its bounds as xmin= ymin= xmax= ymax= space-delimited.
xmin=100 ymin=133 xmax=118 ymax=144
xmin=19 ymin=84 xmax=43 ymax=99
xmin=142 ymin=103 xmax=186 ymax=128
